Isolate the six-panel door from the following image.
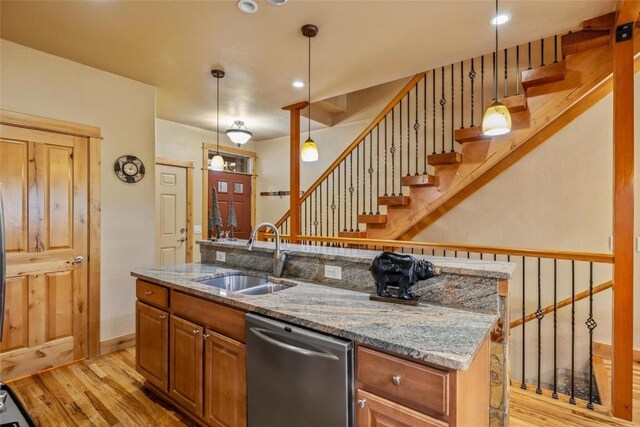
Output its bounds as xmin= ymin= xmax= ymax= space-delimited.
xmin=135 ymin=302 xmax=169 ymax=392
xmin=170 ymin=314 xmax=204 ymax=417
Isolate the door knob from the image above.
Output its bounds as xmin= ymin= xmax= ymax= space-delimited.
xmin=67 ymin=255 xmax=84 ymax=265
xmin=177 ymin=237 xmax=186 ymax=243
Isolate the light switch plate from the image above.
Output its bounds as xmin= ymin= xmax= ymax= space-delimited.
xmin=194 ymin=224 xmax=202 ymax=234
xmin=324 ymin=265 xmax=342 ymax=280
xmin=216 ymin=251 xmax=226 ymax=262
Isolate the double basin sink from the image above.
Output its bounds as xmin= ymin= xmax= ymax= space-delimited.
xmin=196 ymin=274 xmax=292 ymax=296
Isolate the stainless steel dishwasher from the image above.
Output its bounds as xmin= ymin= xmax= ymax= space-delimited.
xmin=246 ymin=313 xmax=354 ymax=427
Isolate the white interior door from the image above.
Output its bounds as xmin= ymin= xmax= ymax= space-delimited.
xmin=156 ymin=164 xmax=187 ymax=267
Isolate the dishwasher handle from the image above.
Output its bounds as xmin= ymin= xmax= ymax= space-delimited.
xmin=249 ymin=327 xmax=339 ymax=361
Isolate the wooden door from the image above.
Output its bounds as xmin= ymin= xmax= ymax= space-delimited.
xmin=204 ymin=330 xmax=247 ymax=427
xmin=156 ymin=164 xmax=187 ymax=266
xmin=355 ymin=389 xmax=446 ymax=427
xmin=0 ymin=126 xmax=89 ymax=381
xmin=170 ymin=315 xmax=203 ymax=417
xmin=136 ymin=302 xmax=169 ymax=392
xmin=208 ymin=171 xmax=252 ymax=239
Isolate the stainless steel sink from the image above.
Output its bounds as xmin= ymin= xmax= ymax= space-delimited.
xmin=196 ymin=275 xmax=268 ymax=291
xmin=235 ymin=283 xmax=291 ymax=296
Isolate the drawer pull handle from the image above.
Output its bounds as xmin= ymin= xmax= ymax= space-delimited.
xmin=391 ymin=375 xmax=401 ymax=385
xmin=357 ymin=399 xmax=366 ymax=408
xmin=159 ymin=315 xmax=166 ymax=320
xmin=144 ymin=291 xmax=153 ymax=296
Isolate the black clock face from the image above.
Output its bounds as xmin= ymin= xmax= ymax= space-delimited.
xmin=114 ymin=155 xmax=145 ymax=183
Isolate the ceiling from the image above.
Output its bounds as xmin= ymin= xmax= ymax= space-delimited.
xmin=0 ymin=0 xmax=616 ymax=141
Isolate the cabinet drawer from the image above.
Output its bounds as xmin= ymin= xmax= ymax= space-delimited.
xmin=357 ymin=346 xmax=449 ymax=417
xmin=136 ymin=280 xmax=169 ymax=308
xmin=356 ymin=389 xmax=447 ymax=427
xmin=171 ymin=291 xmax=246 ymax=343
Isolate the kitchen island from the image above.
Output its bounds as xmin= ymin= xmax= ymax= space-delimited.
xmin=132 ymin=241 xmax=516 ymax=427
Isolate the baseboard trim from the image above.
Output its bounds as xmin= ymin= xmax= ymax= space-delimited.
xmin=100 ymin=333 xmax=135 ymax=356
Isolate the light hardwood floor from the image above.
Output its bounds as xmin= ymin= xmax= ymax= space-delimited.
xmin=6 ymin=348 xmax=640 ymax=426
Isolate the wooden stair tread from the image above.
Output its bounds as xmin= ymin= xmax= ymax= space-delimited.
xmin=358 ymin=214 xmax=387 ymax=224
xmin=561 ymin=29 xmax=610 ymax=58
xmin=400 ymin=174 xmax=437 ymax=187
xmin=522 ymin=61 xmax=566 ymax=90
xmin=338 ymin=230 xmax=367 ymax=238
xmin=454 ymin=126 xmax=491 ymax=143
xmin=485 ymin=93 xmax=528 ymax=113
xmin=427 ymin=152 xmax=462 ymax=166
xmin=378 ymin=195 xmax=410 ymax=206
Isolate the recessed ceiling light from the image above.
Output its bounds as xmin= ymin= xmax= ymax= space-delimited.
xmin=237 ymin=0 xmax=258 ymax=14
xmin=491 ymin=14 xmax=510 ymax=25
xmin=267 ymin=0 xmax=288 ymax=5
xmin=292 ymin=81 xmax=305 ymax=88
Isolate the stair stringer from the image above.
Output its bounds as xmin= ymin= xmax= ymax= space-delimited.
xmin=367 ymin=37 xmax=640 ymax=241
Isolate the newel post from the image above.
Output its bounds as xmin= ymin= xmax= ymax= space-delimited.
xmin=611 ymin=2 xmax=638 ymax=421
xmin=283 ymin=101 xmax=309 ymax=245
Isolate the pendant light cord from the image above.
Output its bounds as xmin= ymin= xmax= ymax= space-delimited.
xmin=308 ymin=34 xmax=311 ymax=140
xmin=216 ymin=75 xmax=220 ymax=154
xmin=494 ymin=0 xmax=498 ymax=102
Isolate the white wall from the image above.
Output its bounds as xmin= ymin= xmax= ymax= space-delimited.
xmin=155 ymin=118 xmax=256 ymax=262
xmin=255 ymin=119 xmax=370 ymax=225
xmin=1 ymin=40 xmax=156 ymax=341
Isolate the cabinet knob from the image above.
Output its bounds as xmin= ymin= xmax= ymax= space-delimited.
xmin=203 ymin=334 xmax=210 ymax=340
xmin=144 ymin=291 xmax=152 ymax=296
xmin=159 ymin=315 xmax=166 ymax=320
xmin=357 ymin=399 xmax=366 ymax=408
xmin=391 ymin=375 xmax=401 ymax=385
xmin=193 ymin=329 xmax=200 ymax=335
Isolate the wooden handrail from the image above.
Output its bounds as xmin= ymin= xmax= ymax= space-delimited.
xmin=275 ymin=72 xmax=427 ymax=227
xmin=264 ymin=234 xmax=615 ymax=264
xmin=510 ymin=280 xmax=613 ymax=329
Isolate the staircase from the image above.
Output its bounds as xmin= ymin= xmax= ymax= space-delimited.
xmin=274 ymin=13 xmax=640 ymax=242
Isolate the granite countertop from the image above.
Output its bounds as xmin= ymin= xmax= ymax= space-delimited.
xmin=131 ymin=263 xmax=497 ymax=371
xmin=198 ymin=239 xmax=515 ymax=280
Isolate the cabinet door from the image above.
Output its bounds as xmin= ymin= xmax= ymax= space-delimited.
xmin=356 ymin=389 xmax=447 ymax=427
xmin=136 ymin=302 xmax=169 ymax=392
xmin=170 ymin=315 xmax=203 ymax=417
xmin=204 ymin=330 xmax=247 ymax=427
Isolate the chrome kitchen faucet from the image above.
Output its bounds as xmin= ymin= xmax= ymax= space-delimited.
xmin=246 ymin=222 xmax=289 ymax=277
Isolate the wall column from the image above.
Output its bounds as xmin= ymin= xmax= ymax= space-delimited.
xmin=283 ymin=101 xmax=309 ymax=244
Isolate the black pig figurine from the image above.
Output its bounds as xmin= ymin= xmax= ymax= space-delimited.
xmin=369 ymin=252 xmax=440 ymax=300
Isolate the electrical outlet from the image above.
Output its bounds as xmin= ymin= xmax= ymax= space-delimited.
xmin=194 ymin=224 xmax=202 ymax=234
xmin=324 ymin=265 xmax=342 ymax=280
xmin=216 ymin=251 xmax=226 ymax=262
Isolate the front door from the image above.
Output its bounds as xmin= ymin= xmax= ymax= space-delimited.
xmin=156 ymin=164 xmax=187 ymax=267
xmin=0 ymin=125 xmax=89 ymax=381
xmin=208 ymin=171 xmax=252 ymax=240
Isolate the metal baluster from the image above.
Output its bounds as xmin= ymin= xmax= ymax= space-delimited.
xmin=355 ymin=145 xmax=360 ymax=231
xmin=516 ymin=46 xmax=520 ymax=96
xmin=391 ymin=107 xmax=396 ymax=196
xmin=343 ymin=161 xmax=347 ymax=231
xmin=369 ymin=132 xmax=374 ymax=214
xmin=586 ymin=262 xmax=596 ymax=410
xmin=481 ymin=56 xmax=485 ymax=116
xmin=304 ymin=199 xmax=308 ymax=238
xmin=541 ymin=38 xmax=545 ymax=67
xmin=319 ymin=186 xmax=323 ymax=239
xmin=504 ymin=48 xmax=508 ymax=98
xmin=399 ymin=97 xmax=404 ymax=185
xmin=528 ymin=42 xmax=532 ymax=70
xmin=415 ymin=84 xmax=419 ymax=175
xmin=376 ymin=124 xmax=381 ymax=214
xmin=334 ymin=169 xmax=338 ymax=236
xmin=460 ymin=61 xmax=464 ymax=129
xmin=440 ymin=66 xmax=446 ymax=153
xmin=432 ymin=69 xmax=436 ymax=155
xmin=570 ymin=260 xmax=576 ymax=405
xmin=349 ymin=153 xmax=354 ymax=232
xmin=552 ymin=259 xmax=558 ymax=399
xmin=423 ymin=73 xmax=428 ymax=174
xmin=450 ymin=63 xmax=454 ymax=152
xmin=384 ymin=116 xmax=388 ymax=196
xmin=470 ymin=58 xmax=476 ymax=127
xmin=362 ymin=135 xmax=366 ymax=214
xmin=406 ymin=93 xmax=410 ymax=176
xmin=536 ymin=257 xmax=543 ymax=395
xmin=313 ymin=189 xmax=318 ymax=238
xmin=554 ymin=35 xmax=559 ymax=64
xmin=521 ymin=256 xmax=527 ymax=390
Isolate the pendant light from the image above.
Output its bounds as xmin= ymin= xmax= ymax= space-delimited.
xmin=482 ymin=0 xmax=511 ymax=136
xmin=301 ymin=24 xmax=319 ymax=162
xmin=225 ymin=120 xmax=253 ymax=146
xmin=210 ymin=69 xmax=225 ymax=171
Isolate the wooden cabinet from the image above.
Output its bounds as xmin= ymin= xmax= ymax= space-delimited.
xmin=135 ymin=283 xmax=247 ymax=426
xmin=356 ymin=389 xmax=447 ymax=427
xmin=170 ymin=315 xmax=204 ymax=417
xmin=136 ymin=302 xmax=169 ymax=392
xmin=204 ymin=330 xmax=247 ymax=427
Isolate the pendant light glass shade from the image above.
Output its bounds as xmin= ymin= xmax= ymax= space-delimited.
xmin=482 ymin=101 xmax=511 ymax=136
xmin=483 ymin=0 xmax=511 ymax=137
xmin=225 ymin=120 xmax=253 ymax=146
xmin=301 ymin=137 xmax=319 ymax=162
xmin=210 ymin=154 xmax=225 ymax=171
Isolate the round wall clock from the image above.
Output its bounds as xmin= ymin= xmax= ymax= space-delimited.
xmin=114 ymin=155 xmax=145 ymax=183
